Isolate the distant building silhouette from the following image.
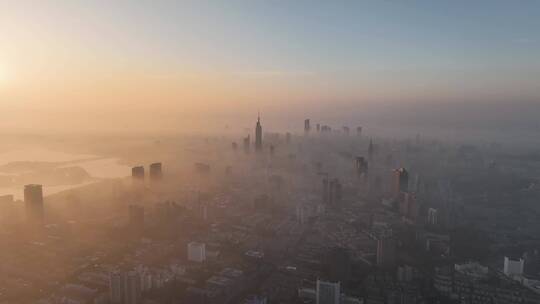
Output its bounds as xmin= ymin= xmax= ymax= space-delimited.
xmin=427 ymin=208 xmax=438 ymax=225
xmin=356 ymin=126 xmax=362 ymax=136
xmin=394 ymin=168 xmax=409 ymax=196
xmin=368 ymin=138 xmax=374 ymax=160
xmin=304 ymin=119 xmax=311 ymax=135
xmin=399 ymin=192 xmax=418 ymax=221
xmin=321 ymin=125 xmax=331 ymax=133
xmin=355 ymin=156 xmax=368 ymax=177
xmin=285 ymin=132 xmax=291 ymax=144
xmin=328 ymin=178 xmax=342 ymax=206
xmin=231 ymin=142 xmax=238 ymax=151
xmin=343 ymin=126 xmax=350 ymax=136
xmin=243 ymin=135 xmax=251 ymax=153
xmin=24 ymin=184 xmax=44 ymax=223
xmin=109 ymin=270 xmax=141 ymax=304
xmin=131 ymin=166 xmax=145 ymax=181
xmin=188 ymin=242 xmax=206 ymax=263
xmin=316 ymin=123 xmax=321 ymax=132
xmin=376 ymin=238 xmax=396 ymax=269
xmin=149 ymin=162 xmax=162 ymax=181
xmin=255 ymin=114 xmax=263 ymax=152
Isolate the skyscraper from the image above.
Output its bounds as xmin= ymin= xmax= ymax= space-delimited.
xmin=368 ymin=138 xmax=374 ymax=160
xmin=427 ymin=208 xmax=438 ymax=225
xmin=323 ymin=178 xmax=342 ymax=206
xmin=255 ymin=114 xmax=263 ymax=152
xmin=376 ymin=238 xmax=397 ymax=269
xmin=304 ymin=119 xmax=311 ymax=135
xmin=24 ymin=184 xmax=44 ymax=223
xmin=394 ymin=168 xmax=409 ymax=196
xmin=149 ymin=162 xmax=162 ymax=181
xmin=356 ymin=126 xmax=362 ymax=136
xmin=124 ymin=271 xmax=141 ymax=304
xmin=355 ymin=156 xmax=368 ymax=177
xmin=131 ymin=166 xmax=145 ymax=181
xmin=316 ymin=280 xmax=340 ymax=304
xmin=243 ymin=135 xmax=251 ymax=153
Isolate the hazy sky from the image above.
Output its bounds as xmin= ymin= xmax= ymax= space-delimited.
xmin=0 ymin=1 xmax=539 ymax=133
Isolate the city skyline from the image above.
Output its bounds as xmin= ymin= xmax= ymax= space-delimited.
xmin=0 ymin=1 xmax=539 ymax=136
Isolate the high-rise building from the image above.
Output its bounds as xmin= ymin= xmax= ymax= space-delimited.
xmin=255 ymin=114 xmax=263 ymax=152
xmin=368 ymin=139 xmax=374 ymax=160
xmin=342 ymin=126 xmax=349 ymax=136
xmin=355 ymin=156 xmax=368 ymax=177
xmin=285 ymin=132 xmax=291 ymax=144
xmin=356 ymin=126 xmax=362 ymax=136
xmin=149 ymin=162 xmax=162 ymax=181
xmin=322 ymin=178 xmax=342 ymax=206
xmin=109 ymin=272 xmax=124 ymax=304
xmin=394 ymin=168 xmax=409 ymax=196
xmin=504 ymin=257 xmax=524 ymax=277
xmin=131 ymin=166 xmax=145 ymax=181
xmin=321 ymin=125 xmax=331 ymax=133
xmin=124 ymin=271 xmax=141 ymax=304
xmin=109 ymin=271 xmax=141 ymax=304
xmin=427 ymin=208 xmax=438 ymax=225
xmin=304 ymin=119 xmax=311 ymax=135
xmin=316 ymin=280 xmax=341 ymax=304
xmin=24 ymin=184 xmax=44 ymax=223
xmin=243 ymin=135 xmax=251 ymax=153
xmin=316 ymin=123 xmax=321 ymax=132
xmin=188 ymin=242 xmax=206 ymax=263
xmin=376 ymin=238 xmax=396 ymax=269
xmin=399 ymin=192 xmax=418 ymax=221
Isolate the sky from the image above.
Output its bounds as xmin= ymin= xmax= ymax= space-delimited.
xmin=0 ymin=0 xmax=539 ymax=134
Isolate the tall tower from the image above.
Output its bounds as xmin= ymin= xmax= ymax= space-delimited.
xmin=394 ymin=167 xmax=409 ymax=196
xmin=304 ymin=119 xmax=311 ymax=135
xmin=149 ymin=162 xmax=162 ymax=181
xmin=24 ymin=184 xmax=44 ymax=223
xmin=255 ymin=113 xmax=263 ymax=152
xmin=368 ymin=138 xmax=374 ymax=160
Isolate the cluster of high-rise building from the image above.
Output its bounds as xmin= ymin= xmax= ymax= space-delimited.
xmin=109 ymin=271 xmax=142 ymax=304
xmin=131 ymin=162 xmax=163 ymax=182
